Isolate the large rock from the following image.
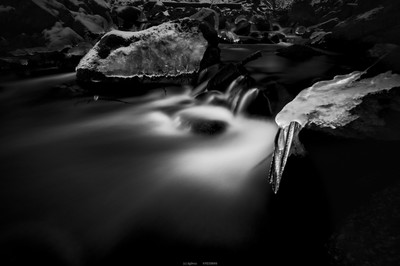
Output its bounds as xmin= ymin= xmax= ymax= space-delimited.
xmin=269 ymin=71 xmax=400 ymax=193
xmin=275 ymin=71 xmax=400 ymax=131
xmin=76 ymin=19 xmax=208 ymax=84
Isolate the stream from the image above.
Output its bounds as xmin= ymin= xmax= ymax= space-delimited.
xmin=0 ymin=44 xmax=341 ymax=266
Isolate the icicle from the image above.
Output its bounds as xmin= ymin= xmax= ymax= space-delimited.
xmin=268 ymin=121 xmax=302 ymax=193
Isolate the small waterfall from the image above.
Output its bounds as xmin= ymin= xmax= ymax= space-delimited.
xmin=234 ymin=88 xmax=259 ymax=115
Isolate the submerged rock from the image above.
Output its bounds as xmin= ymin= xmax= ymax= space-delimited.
xmin=174 ymin=106 xmax=231 ymax=136
xmin=76 ymin=18 xmax=208 ymax=84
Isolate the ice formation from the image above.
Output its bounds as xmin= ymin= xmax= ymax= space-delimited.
xmin=269 ymin=71 xmax=400 ymax=193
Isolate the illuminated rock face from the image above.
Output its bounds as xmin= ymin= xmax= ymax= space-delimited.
xmin=76 ymin=18 xmax=207 ymax=83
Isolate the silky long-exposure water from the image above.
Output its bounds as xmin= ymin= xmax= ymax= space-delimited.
xmin=0 ymin=44 xmax=339 ymax=265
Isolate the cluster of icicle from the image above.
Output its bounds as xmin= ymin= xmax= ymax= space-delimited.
xmin=268 ymin=70 xmax=400 ymax=193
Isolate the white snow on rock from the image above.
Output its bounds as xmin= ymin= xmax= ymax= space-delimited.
xmin=275 ymin=71 xmax=400 ymax=129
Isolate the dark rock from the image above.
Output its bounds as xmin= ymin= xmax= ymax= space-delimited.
xmin=199 ymin=45 xmax=221 ymax=72
xmin=174 ymin=107 xmax=231 ymax=136
xmin=249 ymin=14 xmax=272 ymax=32
xmin=218 ymin=16 xmax=227 ymax=30
xmin=198 ymin=22 xmax=219 ymax=47
xmin=234 ymin=20 xmax=251 ymax=36
xmin=168 ymin=6 xmax=198 ymax=21
xmin=269 ymin=32 xmax=287 ymax=43
xmin=186 ymin=118 xmax=228 ymax=135
xmin=145 ymin=0 xmax=169 ymax=23
xmin=289 ymin=0 xmax=317 ymax=26
xmin=111 ymin=6 xmax=145 ymax=30
xmin=294 ymin=25 xmax=307 ymax=36
xmin=203 ymin=51 xmax=261 ymax=93
xmin=96 ymin=33 xmax=132 ymax=59
xmin=190 ymin=8 xmax=220 ymax=31
xmin=249 ymin=31 xmax=262 ymax=39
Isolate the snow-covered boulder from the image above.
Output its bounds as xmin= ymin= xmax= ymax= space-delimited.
xmin=76 ymin=19 xmax=208 ymax=84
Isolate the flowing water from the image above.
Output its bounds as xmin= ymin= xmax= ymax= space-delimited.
xmin=0 ymin=44 xmax=339 ymax=265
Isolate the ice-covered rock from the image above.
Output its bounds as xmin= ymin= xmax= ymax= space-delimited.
xmin=269 ymin=71 xmax=400 ymax=193
xmin=275 ymin=71 xmax=400 ymax=129
xmin=76 ymin=19 xmax=208 ymax=84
